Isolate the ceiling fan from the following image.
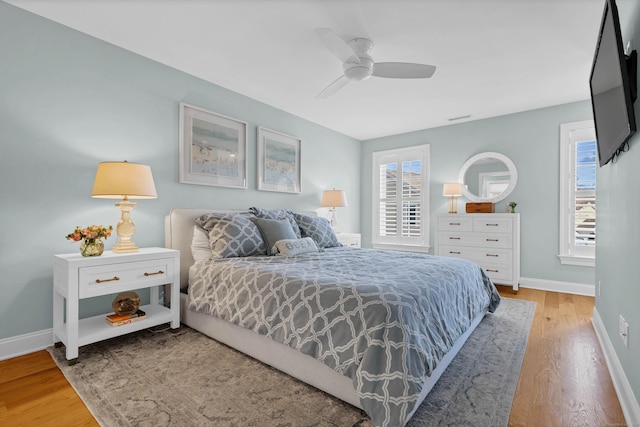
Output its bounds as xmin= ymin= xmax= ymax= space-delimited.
xmin=315 ymin=28 xmax=436 ymax=99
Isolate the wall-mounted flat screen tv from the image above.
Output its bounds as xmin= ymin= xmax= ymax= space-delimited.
xmin=589 ymin=0 xmax=637 ymax=167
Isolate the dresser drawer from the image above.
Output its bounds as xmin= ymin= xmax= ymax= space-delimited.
xmin=438 ymin=245 xmax=513 ymax=266
xmin=472 ymin=217 xmax=513 ymax=233
xmin=438 ymin=232 xmax=512 ymax=249
xmin=79 ymin=258 xmax=173 ymax=298
xmin=480 ymin=264 xmax=514 ymax=284
xmin=438 ymin=216 xmax=473 ymax=232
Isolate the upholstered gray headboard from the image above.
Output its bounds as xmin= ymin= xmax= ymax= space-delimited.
xmin=164 ymin=208 xmax=317 ymax=291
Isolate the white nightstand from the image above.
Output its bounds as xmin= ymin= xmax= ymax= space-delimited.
xmin=53 ymin=247 xmax=180 ymax=364
xmin=337 ymin=233 xmax=361 ymax=248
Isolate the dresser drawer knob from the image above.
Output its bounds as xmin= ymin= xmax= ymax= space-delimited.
xmin=95 ymin=276 xmax=119 ymax=283
xmin=449 ymin=251 xmax=461 ymax=254
xmin=486 ymin=238 xmax=499 ymax=242
xmin=144 ymin=270 xmax=165 ymax=277
xmin=486 ymin=254 xmax=499 ymax=257
xmin=486 ymin=223 xmax=499 ymax=226
xmin=449 ymin=237 xmax=461 ymax=240
xmin=449 ymin=222 xmax=461 ymax=226
xmin=487 ymin=269 xmax=499 ymax=273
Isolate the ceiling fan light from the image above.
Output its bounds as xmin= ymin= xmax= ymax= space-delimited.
xmin=343 ymin=57 xmax=373 ymax=81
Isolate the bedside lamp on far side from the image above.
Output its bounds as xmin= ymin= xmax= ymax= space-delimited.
xmin=91 ymin=161 xmax=157 ymax=253
xmin=443 ymin=183 xmax=463 ymax=214
xmin=321 ymin=188 xmax=348 ymax=228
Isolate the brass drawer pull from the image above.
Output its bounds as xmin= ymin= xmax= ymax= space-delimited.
xmin=144 ymin=270 xmax=165 ymax=277
xmin=95 ymin=276 xmax=119 ymax=283
xmin=487 ymin=269 xmax=499 ymax=273
xmin=486 ymin=254 xmax=499 ymax=257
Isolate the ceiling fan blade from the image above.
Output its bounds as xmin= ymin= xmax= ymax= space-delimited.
xmin=314 ymin=28 xmax=360 ymax=63
xmin=372 ymin=62 xmax=436 ymax=79
xmin=317 ymin=75 xmax=351 ymax=99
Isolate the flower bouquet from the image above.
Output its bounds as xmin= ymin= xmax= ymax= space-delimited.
xmin=66 ymin=225 xmax=113 ymax=257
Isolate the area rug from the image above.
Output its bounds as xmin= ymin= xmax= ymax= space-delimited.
xmin=48 ymin=297 xmax=535 ymax=427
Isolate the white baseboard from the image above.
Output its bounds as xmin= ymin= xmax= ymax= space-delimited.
xmin=0 ymin=328 xmax=53 ymax=361
xmin=592 ymin=307 xmax=640 ymax=426
xmin=519 ymin=276 xmax=595 ymax=296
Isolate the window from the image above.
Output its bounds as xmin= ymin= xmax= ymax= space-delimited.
xmin=372 ymin=145 xmax=430 ymax=251
xmin=559 ymin=120 xmax=596 ymax=266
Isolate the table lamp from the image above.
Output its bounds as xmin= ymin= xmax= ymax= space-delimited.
xmin=443 ymin=183 xmax=463 ymax=214
xmin=91 ymin=161 xmax=157 ymax=253
xmin=320 ymin=189 xmax=348 ymax=228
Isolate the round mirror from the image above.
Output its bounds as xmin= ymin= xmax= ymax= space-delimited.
xmin=457 ymin=152 xmax=517 ymax=203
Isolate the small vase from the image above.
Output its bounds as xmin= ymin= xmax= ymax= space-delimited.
xmin=510 ymin=207 xmax=516 ymax=213
xmin=80 ymin=239 xmax=104 ymax=257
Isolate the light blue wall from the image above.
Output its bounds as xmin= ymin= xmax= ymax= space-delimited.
xmin=361 ymin=101 xmax=596 ymax=286
xmin=0 ymin=3 xmax=360 ymax=340
xmin=595 ymin=0 xmax=640 ymax=409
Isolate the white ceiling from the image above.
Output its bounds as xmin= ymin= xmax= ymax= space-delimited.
xmin=7 ymin=0 xmax=604 ymax=140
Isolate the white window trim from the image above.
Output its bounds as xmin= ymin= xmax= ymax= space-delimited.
xmin=371 ymin=145 xmax=430 ymax=251
xmin=558 ymin=120 xmax=595 ymax=267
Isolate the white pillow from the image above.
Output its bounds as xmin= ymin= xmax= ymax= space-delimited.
xmin=273 ymin=237 xmax=319 ymax=256
xmin=191 ymin=225 xmax=214 ymax=262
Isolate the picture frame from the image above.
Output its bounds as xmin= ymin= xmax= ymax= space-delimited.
xmin=257 ymin=127 xmax=301 ymax=193
xmin=179 ymin=102 xmax=247 ymax=189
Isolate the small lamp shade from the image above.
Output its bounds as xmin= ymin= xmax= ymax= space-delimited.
xmin=442 ymin=183 xmax=463 ymax=197
xmin=92 ymin=161 xmax=157 ymax=199
xmin=321 ymin=189 xmax=348 ymax=208
xmin=92 ymin=161 xmax=157 ymax=253
xmin=443 ymin=182 xmax=463 ymax=214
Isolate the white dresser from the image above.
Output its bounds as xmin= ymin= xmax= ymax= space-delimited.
xmin=436 ymin=213 xmax=520 ymax=291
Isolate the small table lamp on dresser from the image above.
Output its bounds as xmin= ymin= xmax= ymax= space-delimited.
xmin=443 ymin=183 xmax=463 ymax=214
xmin=91 ymin=161 xmax=157 ymax=253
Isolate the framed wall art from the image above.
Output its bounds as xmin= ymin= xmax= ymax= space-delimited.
xmin=179 ymin=102 xmax=247 ymax=188
xmin=257 ymin=127 xmax=301 ymax=193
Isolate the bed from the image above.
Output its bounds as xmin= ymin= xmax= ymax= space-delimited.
xmin=165 ymin=207 xmax=500 ymax=427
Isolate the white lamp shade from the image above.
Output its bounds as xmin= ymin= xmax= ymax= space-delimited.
xmin=442 ymin=183 xmax=463 ymax=197
xmin=320 ymin=189 xmax=348 ymax=208
xmin=92 ymin=161 xmax=157 ymax=199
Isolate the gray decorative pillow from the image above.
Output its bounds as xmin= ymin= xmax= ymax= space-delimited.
xmin=273 ymin=237 xmax=319 ymax=256
xmin=252 ymin=218 xmax=298 ymax=256
xmin=195 ymin=213 xmax=266 ymax=258
xmin=292 ymin=213 xmax=341 ymax=249
xmin=249 ymin=207 xmax=301 ymax=238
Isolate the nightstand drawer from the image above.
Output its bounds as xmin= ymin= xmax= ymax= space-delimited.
xmin=79 ymin=258 xmax=173 ymax=298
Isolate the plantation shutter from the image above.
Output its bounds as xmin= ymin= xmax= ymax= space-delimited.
xmin=373 ymin=146 xmax=429 ymax=248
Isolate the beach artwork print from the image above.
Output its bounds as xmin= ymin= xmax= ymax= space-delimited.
xmin=179 ymin=103 xmax=247 ymax=188
xmin=264 ymin=138 xmax=296 ymax=186
xmin=190 ymin=118 xmax=239 ymax=178
xmin=257 ymin=127 xmax=301 ymax=193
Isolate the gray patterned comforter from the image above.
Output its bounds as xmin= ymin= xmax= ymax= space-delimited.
xmin=187 ymin=247 xmax=500 ymax=427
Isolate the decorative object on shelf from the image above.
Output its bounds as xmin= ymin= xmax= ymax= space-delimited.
xmin=443 ymin=183 xmax=463 ymax=214
xmin=179 ymin=102 xmax=248 ymax=189
xmin=92 ymin=161 xmax=157 ymax=253
xmin=321 ymin=188 xmax=348 ymax=228
xmin=65 ymin=225 xmax=113 ymax=257
xmin=508 ymin=201 xmax=518 ymax=213
xmin=257 ymin=127 xmax=302 ymax=193
xmin=112 ymin=291 xmax=141 ymax=316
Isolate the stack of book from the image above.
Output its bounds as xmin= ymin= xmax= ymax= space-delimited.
xmin=106 ymin=309 xmax=146 ymax=327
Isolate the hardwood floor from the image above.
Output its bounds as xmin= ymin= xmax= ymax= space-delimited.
xmin=498 ymin=286 xmax=626 ymax=427
xmin=0 ymin=287 xmax=627 ymax=426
